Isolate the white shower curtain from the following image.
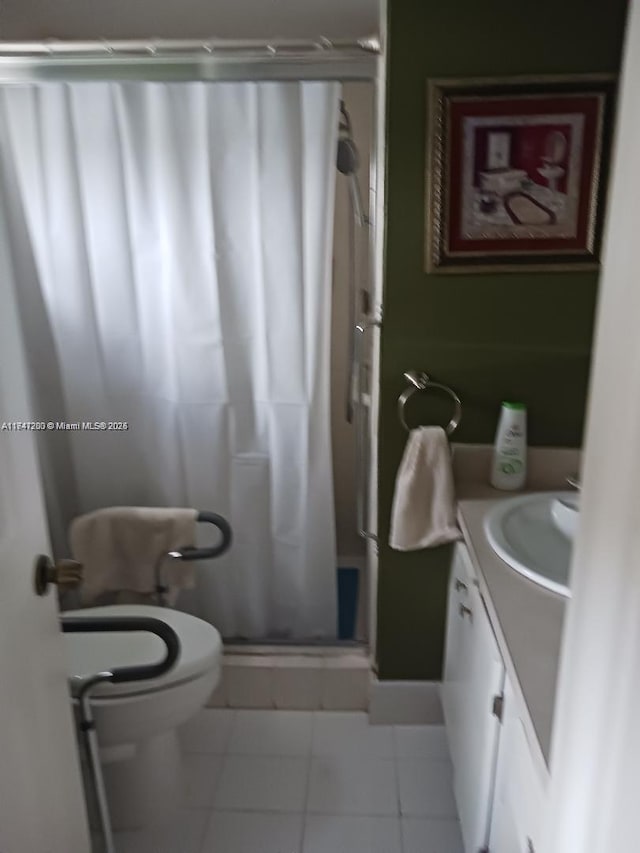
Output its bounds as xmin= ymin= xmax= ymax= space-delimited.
xmin=0 ymin=80 xmax=340 ymax=639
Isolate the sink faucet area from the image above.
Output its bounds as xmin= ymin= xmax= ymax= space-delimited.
xmin=483 ymin=492 xmax=578 ymax=597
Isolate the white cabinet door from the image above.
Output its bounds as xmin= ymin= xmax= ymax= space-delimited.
xmin=442 ymin=546 xmax=469 ymax=775
xmin=488 ymin=675 xmax=547 ymax=853
xmin=443 ymin=545 xmax=505 ymax=853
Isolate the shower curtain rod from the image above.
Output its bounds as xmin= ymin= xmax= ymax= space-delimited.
xmin=0 ymin=35 xmax=380 ymax=82
xmin=0 ymin=35 xmax=380 ymax=56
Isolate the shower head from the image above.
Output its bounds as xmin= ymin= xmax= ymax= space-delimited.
xmin=337 ymin=101 xmax=360 ymax=177
xmin=336 ymin=136 xmax=360 ymax=176
xmin=336 ymin=101 xmax=368 ymax=227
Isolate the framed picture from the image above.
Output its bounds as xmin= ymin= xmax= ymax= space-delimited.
xmin=425 ymin=74 xmax=616 ymax=273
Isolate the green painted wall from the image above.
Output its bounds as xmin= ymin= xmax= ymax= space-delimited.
xmin=376 ymin=0 xmax=628 ymax=680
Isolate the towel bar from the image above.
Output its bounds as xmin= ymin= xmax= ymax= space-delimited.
xmin=398 ymin=370 xmax=462 ymax=434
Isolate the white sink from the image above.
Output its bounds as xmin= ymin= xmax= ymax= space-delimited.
xmin=483 ymin=492 xmax=578 ymax=597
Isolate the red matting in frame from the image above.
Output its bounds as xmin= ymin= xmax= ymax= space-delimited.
xmin=447 ymin=94 xmax=602 ymax=256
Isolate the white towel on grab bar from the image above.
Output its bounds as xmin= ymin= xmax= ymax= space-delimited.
xmin=389 ymin=426 xmax=461 ymax=550
xmin=70 ymin=506 xmax=198 ymax=606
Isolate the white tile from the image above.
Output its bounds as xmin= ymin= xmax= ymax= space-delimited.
xmin=206 ymin=673 xmax=229 ymax=708
xmin=228 ymin=710 xmax=313 ymax=756
xmin=201 ymin=811 xmax=303 ymax=853
xmin=397 ymin=759 xmax=457 ymax=818
xmin=394 ymin=726 xmax=451 ymax=761
xmin=369 ymin=680 xmax=444 ymax=725
xmin=113 ymin=809 xmax=209 ymax=853
xmin=273 ymin=658 xmax=323 ymax=710
xmin=215 ymin=755 xmax=308 ymax=812
xmin=307 ymin=756 xmax=398 ymax=816
xmin=226 ymin=660 xmax=274 ymax=708
xmin=402 ymin=818 xmax=465 ymax=853
xmin=321 ymin=666 xmax=369 ymax=710
xmin=179 ymin=709 xmax=235 ymax=753
xmin=183 ymin=753 xmax=225 ymax=809
xmin=312 ymin=712 xmax=394 ymax=758
xmin=303 ymin=815 xmax=402 ymax=853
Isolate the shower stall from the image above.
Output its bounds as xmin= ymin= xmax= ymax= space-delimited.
xmin=0 ymin=38 xmax=383 ymax=654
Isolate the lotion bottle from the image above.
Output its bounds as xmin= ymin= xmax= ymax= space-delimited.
xmin=490 ymin=402 xmax=527 ymax=490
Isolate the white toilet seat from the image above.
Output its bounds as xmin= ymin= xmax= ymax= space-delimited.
xmin=64 ymin=604 xmax=222 ymax=698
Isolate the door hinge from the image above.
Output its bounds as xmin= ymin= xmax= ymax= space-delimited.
xmin=492 ymin=692 xmax=504 ymax=722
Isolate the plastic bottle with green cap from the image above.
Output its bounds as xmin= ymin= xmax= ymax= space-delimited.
xmin=490 ymin=401 xmax=527 ymax=490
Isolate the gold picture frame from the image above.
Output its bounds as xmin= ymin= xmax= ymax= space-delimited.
xmin=424 ymin=74 xmax=616 ymax=274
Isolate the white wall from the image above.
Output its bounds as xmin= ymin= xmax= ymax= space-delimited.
xmin=0 ymin=0 xmax=379 ymax=40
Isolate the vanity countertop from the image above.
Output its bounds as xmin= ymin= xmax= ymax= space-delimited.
xmin=457 ymin=496 xmax=567 ymax=771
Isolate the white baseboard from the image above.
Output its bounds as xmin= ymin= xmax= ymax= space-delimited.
xmin=368 ymin=679 xmax=444 ymax=725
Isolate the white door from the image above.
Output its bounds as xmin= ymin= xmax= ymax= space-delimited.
xmin=0 ymin=194 xmax=90 ymax=851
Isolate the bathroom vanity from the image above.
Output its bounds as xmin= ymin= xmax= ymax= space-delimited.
xmin=443 ymin=496 xmax=567 ymax=853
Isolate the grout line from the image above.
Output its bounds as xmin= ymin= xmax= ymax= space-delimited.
xmin=291 ymin=808 xmax=403 ymax=817
xmin=393 ymin=735 xmax=403 ymax=823
xmin=208 ymin=752 xmax=229 ymax=814
xmin=195 ymin=807 xmax=215 ymax=853
xmin=392 ymin=724 xmax=400 ymax=760
xmin=398 ymin=810 xmax=406 ymax=853
xmin=198 ymin=806 xmax=403 ymax=816
xmin=298 ymin=712 xmax=317 ymax=852
xmin=223 ymin=708 xmax=238 ymax=755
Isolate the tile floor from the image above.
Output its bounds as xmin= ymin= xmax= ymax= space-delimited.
xmin=107 ymin=710 xmax=464 ymax=853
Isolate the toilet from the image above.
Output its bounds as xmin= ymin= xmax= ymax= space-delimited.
xmin=64 ymin=603 xmax=222 ymax=830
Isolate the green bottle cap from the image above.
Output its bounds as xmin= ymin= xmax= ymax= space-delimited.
xmin=502 ymin=401 xmax=526 ymax=410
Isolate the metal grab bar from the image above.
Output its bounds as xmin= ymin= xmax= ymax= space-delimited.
xmin=61 ymin=615 xmax=180 ymax=853
xmin=157 ymin=510 xmax=232 ymax=604
xmin=354 ymin=319 xmax=381 ymax=542
xmin=62 ymin=615 xmax=180 ymax=683
xmin=168 ymin=511 xmax=233 ymax=562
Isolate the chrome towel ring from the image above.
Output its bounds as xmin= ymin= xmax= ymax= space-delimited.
xmin=398 ymin=370 xmax=462 ymax=435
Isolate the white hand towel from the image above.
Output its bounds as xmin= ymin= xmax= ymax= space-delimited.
xmin=70 ymin=506 xmax=199 ymax=606
xmin=389 ymin=426 xmax=461 ymax=550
